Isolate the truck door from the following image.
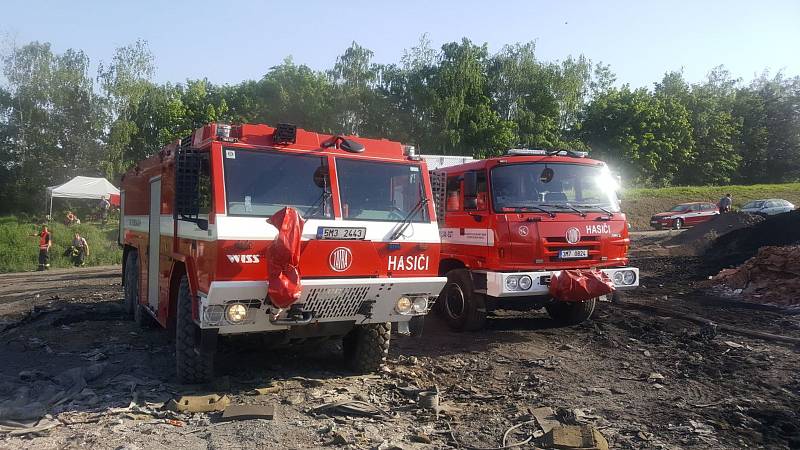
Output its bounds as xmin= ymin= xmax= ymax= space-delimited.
xmin=148 ymin=177 xmax=161 ymax=311
xmin=440 ymin=171 xmax=491 ymax=262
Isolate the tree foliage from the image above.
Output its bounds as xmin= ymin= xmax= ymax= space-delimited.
xmin=1 ymin=37 xmax=799 ymax=214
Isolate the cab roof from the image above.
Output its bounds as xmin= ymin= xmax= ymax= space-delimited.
xmin=434 ymin=152 xmax=606 ymax=173
xmin=190 ymin=123 xmax=413 ymax=162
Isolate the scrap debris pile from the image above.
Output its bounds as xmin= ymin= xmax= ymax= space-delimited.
xmin=704 ymin=211 xmax=800 ymax=306
xmin=711 ymin=245 xmax=800 ymax=306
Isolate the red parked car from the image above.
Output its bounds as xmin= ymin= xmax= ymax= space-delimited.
xmin=650 ymin=202 xmax=719 ymax=230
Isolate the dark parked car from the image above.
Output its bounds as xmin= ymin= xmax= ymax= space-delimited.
xmin=650 ymin=202 xmax=719 ymax=230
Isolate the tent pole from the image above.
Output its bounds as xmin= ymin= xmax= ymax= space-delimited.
xmin=49 ymin=195 xmax=53 ymax=221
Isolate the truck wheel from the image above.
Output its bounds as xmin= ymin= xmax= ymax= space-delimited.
xmin=343 ymin=323 xmax=390 ymax=373
xmin=674 ymin=218 xmax=683 ymax=230
xmin=123 ymin=251 xmax=138 ymax=318
xmin=175 ymin=275 xmax=214 ymax=383
xmin=546 ymin=298 xmax=597 ymax=325
xmin=439 ymin=269 xmax=487 ymax=331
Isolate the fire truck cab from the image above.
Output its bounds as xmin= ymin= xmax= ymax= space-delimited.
xmin=120 ymin=123 xmax=446 ymax=383
xmin=424 ymin=149 xmax=638 ymax=330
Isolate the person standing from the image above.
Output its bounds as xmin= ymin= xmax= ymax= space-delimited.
xmin=71 ymin=232 xmax=89 ymax=267
xmin=32 ymin=225 xmax=52 ymax=271
xmin=99 ymin=196 xmax=111 ymax=225
xmin=718 ymin=193 xmax=732 ymax=213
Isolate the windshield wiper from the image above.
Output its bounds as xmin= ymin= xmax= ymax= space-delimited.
xmin=304 ymin=190 xmax=331 ymax=219
xmin=390 ymin=197 xmax=429 ymax=241
xmin=501 ymin=204 xmax=556 ymax=218
xmin=574 ymin=204 xmax=615 ymax=217
xmin=541 ymin=203 xmax=587 ymax=217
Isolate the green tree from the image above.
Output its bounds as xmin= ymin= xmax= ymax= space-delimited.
xmin=580 ymin=86 xmax=693 ymax=185
xmin=488 ymin=42 xmax=560 ymax=149
xmin=98 ymin=39 xmax=155 ymax=176
xmin=1 ymin=42 xmax=104 ymax=213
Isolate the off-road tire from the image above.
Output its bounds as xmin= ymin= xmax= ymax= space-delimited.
xmin=546 ymin=298 xmax=597 ymax=325
xmin=674 ymin=218 xmax=683 ymax=230
xmin=653 ymin=224 xmax=662 ymax=231
xmin=438 ymin=269 xmax=487 ymax=331
xmin=343 ymin=323 xmax=390 ymax=373
xmin=123 ymin=251 xmax=139 ymax=318
xmin=175 ymin=275 xmax=214 ymax=384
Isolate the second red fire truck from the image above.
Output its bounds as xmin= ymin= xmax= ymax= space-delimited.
xmin=423 ymin=149 xmax=639 ymax=331
xmin=120 ymin=123 xmax=446 ymax=383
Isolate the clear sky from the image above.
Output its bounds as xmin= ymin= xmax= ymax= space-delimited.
xmin=2 ymin=0 xmax=799 ymax=88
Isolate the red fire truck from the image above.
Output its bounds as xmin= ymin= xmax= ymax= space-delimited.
xmin=423 ymin=149 xmax=638 ymax=331
xmin=120 ymin=123 xmax=446 ymax=383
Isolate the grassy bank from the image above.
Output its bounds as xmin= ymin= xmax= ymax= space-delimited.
xmin=623 ymin=182 xmax=800 ymax=230
xmin=0 ymin=216 xmax=122 ymax=273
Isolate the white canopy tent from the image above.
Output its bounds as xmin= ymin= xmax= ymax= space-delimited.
xmin=47 ymin=176 xmax=120 ymax=218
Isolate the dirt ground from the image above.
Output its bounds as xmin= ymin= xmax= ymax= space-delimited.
xmin=0 ymin=237 xmax=798 ymax=449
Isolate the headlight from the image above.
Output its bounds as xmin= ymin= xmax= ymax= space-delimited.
xmin=518 ymin=275 xmax=533 ymax=290
xmin=412 ymin=297 xmax=428 ymax=313
xmin=612 ymin=271 xmax=625 ymax=286
xmin=396 ymin=296 xmax=413 ymax=314
xmin=225 ymin=303 xmax=248 ymax=324
xmin=623 ymin=270 xmax=637 ymax=285
xmin=506 ymin=276 xmax=519 ymax=291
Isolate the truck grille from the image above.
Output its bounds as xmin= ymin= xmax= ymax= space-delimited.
xmin=542 ymin=236 xmax=601 ymax=262
xmin=301 ymin=286 xmax=370 ymax=319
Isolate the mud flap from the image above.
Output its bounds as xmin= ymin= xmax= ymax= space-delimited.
xmin=200 ymin=328 xmax=218 ymax=354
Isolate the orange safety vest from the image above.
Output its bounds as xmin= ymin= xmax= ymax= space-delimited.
xmin=39 ymin=231 xmax=50 ymax=250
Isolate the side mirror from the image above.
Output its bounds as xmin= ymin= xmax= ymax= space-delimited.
xmin=463 ymin=172 xmax=478 ymax=210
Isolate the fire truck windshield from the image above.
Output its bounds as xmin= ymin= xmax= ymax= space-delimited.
xmin=491 ymin=163 xmax=620 ymax=213
xmin=336 ymin=159 xmax=429 ymax=222
xmin=223 ymin=148 xmax=332 ymax=218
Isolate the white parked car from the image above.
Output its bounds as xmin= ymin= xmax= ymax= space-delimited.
xmin=740 ymin=198 xmax=796 ymax=216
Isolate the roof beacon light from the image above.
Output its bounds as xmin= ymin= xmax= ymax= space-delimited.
xmin=506 ymin=148 xmax=588 ymax=158
xmin=507 ymin=148 xmax=547 ymax=156
xmin=217 ymin=124 xmax=231 ymax=139
xmin=404 ymin=145 xmax=421 ymax=160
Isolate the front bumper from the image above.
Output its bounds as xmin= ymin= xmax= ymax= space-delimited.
xmin=650 ymin=217 xmax=674 ymax=228
xmin=198 ymin=276 xmax=447 ymax=334
xmin=483 ymin=267 xmax=639 ymax=298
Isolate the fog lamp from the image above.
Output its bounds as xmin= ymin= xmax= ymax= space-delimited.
xmin=506 ymin=276 xmax=519 ymax=291
xmin=412 ymin=297 xmax=428 ymax=313
xmin=225 ymin=303 xmax=248 ymax=323
xmin=518 ymin=275 xmax=533 ymax=290
xmin=612 ymin=271 xmax=625 ymax=286
xmin=623 ymin=270 xmax=637 ymax=285
xmin=396 ymin=296 xmax=413 ymax=314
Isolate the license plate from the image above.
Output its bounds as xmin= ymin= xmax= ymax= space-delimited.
xmin=317 ymin=226 xmax=366 ymax=240
xmin=560 ymin=249 xmax=588 ymax=259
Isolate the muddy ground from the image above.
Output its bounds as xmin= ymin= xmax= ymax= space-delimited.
xmin=0 ymin=238 xmax=798 ymax=449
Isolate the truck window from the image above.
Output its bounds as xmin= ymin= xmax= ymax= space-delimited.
xmin=337 ymin=159 xmax=428 ymax=222
xmin=446 ymin=176 xmax=461 ymax=211
xmin=491 ymin=163 xmax=620 ymax=213
xmin=223 ymin=148 xmax=331 ymax=218
xmin=471 ymin=171 xmax=488 ymax=211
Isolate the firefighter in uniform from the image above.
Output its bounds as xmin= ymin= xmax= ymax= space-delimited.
xmin=69 ymin=232 xmax=89 ymax=266
xmin=33 ymin=225 xmax=52 ymax=271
